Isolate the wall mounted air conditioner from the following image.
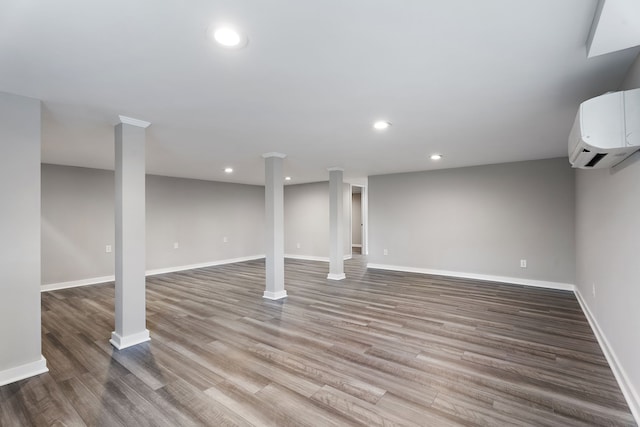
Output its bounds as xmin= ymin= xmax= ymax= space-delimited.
xmin=568 ymin=88 xmax=640 ymax=169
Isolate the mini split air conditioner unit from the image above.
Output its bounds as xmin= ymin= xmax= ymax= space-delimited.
xmin=569 ymin=88 xmax=640 ymax=169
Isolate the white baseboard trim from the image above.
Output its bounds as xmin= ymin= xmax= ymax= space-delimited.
xmin=327 ymin=273 xmax=346 ymax=280
xmin=110 ymin=330 xmax=151 ymax=350
xmin=366 ymin=263 xmax=575 ymax=292
xmin=285 ymin=254 xmax=329 ymax=262
xmin=285 ymin=254 xmax=352 ymax=262
xmin=263 ymin=290 xmax=288 ymax=300
xmin=574 ymin=289 xmax=640 ymax=425
xmin=0 ymin=356 xmax=48 ymax=386
xmin=41 ymin=275 xmax=116 ymax=292
xmin=41 ymin=255 xmax=266 ymax=292
xmin=145 ymin=254 xmax=265 ymax=276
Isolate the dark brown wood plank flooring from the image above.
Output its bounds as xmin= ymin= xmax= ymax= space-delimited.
xmin=1 ymin=256 xmax=635 ymax=426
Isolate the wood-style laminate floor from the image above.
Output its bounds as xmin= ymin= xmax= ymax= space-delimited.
xmin=1 ymin=256 xmax=636 ymax=426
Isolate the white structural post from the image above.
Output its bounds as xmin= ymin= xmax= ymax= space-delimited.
xmin=111 ymin=115 xmax=151 ymax=350
xmin=327 ymin=167 xmax=346 ymax=280
xmin=0 ymin=92 xmax=48 ymax=386
xmin=263 ymin=152 xmax=288 ymax=300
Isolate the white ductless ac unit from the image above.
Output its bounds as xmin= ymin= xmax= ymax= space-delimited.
xmin=569 ymin=88 xmax=640 ymax=169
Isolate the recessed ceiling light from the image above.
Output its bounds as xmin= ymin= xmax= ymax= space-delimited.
xmin=285 ymin=176 xmax=292 ymax=181
xmin=211 ymin=26 xmax=248 ymax=48
xmin=224 ymin=167 xmax=233 ymax=173
xmin=373 ymin=121 xmax=391 ymax=130
xmin=430 ymin=154 xmax=443 ymax=161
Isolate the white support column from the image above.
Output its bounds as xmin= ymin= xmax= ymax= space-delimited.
xmin=111 ymin=115 xmax=151 ymax=350
xmin=328 ymin=167 xmax=346 ymax=280
xmin=263 ymin=152 xmax=288 ymax=300
xmin=0 ymin=92 xmax=48 ymax=386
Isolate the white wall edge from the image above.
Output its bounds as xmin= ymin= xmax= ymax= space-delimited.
xmin=285 ymin=254 xmax=352 ymax=262
xmin=41 ymin=255 xmax=266 ymax=292
xmin=0 ymin=356 xmax=48 ymax=386
xmin=574 ymin=289 xmax=640 ymax=425
xmin=366 ymin=263 xmax=575 ymax=291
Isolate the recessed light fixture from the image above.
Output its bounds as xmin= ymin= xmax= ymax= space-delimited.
xmin=224 ymin=167 xmax=233 ymax=173
xmin=285 ymin=176 xmax=292 ymax=181
xmin=430 ymin=154 xmax=443 ymax=161
xmin=211 ymin=26 xmax=248 ymax=48
xmin=373 ymin=120 xmax=391 ymax=130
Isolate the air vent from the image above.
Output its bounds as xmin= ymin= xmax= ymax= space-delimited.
xmin=585 ymin=153 xmax=607 ymax=168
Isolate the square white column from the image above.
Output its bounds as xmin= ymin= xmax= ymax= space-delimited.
xmin=0 ymin=92 xmax=48 ymax=386
xmin=263 ymin=153 xmax=288 ymax=300
xmin=328 ymin=167 xmax=346 ymax=280
xmin=111 ymin=115 xmax=151 ymax=350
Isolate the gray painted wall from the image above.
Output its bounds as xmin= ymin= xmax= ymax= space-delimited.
xmin=41 ymin=165 xmax=265 ymax=285
xmin=146 ymin=174 xmax=264 ymax=270
xmin=574 ymin=54 xmax=640 ymax=413
xmin=284 ymin=182 xmax=330 ymax=258
xmin=352 ymin=192 xmax=362 ymax=245
xmin=284 ymin=182 xmax=351 ymax=259
xmin=368 ymin=158 xmax=575 ymax=284
xmin=621 ymin=52 xmax=640 ymax=90
xmin=0 ymin=92 xmax=43 ymax=372
xmin=42 ymin=166 xmax=115 ymax=283
xmin=344 ymin=183 xmax=351 ymax=254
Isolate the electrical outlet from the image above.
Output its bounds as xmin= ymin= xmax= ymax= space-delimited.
xmin=105 ymin=245 xmax=112 ymax=253
xmin=383 ymin=248 xmax=388 ymax=256
xmin=223 ymin=236 xmax=228 ymax=243
xmin=520 ymin=259 xmax=527 ymax=268
xmin=174 ymin=242 xmax=179 ymax=249
xmin=592 ymin=283 xmax=596 ymax=297
xmin=296 ymin=242 xmax=301 ymax=249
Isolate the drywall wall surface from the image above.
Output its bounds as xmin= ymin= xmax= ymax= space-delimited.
xmin=284 ymin=182 xmax=330 ymax=258
xmin=42 ymin=165 xmax=115 ymax=284
xmin=0 ymin=92 xmax=43 ymax=373
xmin=368 ymin=158 xmax=575 ymax=284
xmin=573 ymin=54 xmax=640 ymax=417
xmin=621 ymin=52 xmax=640 ymax=90
xmin=575 ymin=155 xmax=640 ymax=415
xmin=352 ymin=192 xmax=362 ymax=245
xmin=41 ymin=165 xmax=265 ymax=284
xmin=284 ymin=181 xmax=351 ymax=259
xmin=145 ymin=174 xmax=264 ymax=270
xmin=343 ymin=183 xmax=351 ymax=253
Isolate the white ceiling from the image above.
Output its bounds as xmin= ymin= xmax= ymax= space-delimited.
xmin=1 ymin=0 xmax=639 ymax=185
